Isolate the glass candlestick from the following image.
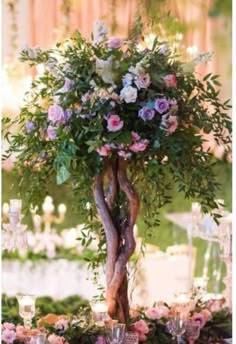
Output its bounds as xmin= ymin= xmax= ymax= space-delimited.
xmin=90 ymin=301 xmax=109 ymax=325
xmin=16 ymin=294 xmax=36 ymax=329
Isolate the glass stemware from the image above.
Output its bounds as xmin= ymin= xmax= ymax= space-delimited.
xmin=166 ymin=316 xmax=185 ymax=344
xmin=16 ymin=294 xmax=36 ymax=329
xmin=106 ymin=323 xmax=126 ymax=344
xmin=184 ymin=320 xmax=200 ymax=344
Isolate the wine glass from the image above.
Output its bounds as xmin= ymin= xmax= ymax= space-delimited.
xmin=106 ymin=323 xmax=126 ymax=344
xmin=166 ymin=316 xmax=185 ymax=344
xmin=184 ymin=320 xmax=200 ymax=344
xmin=16 ymin=294 xmax=36 ymax=329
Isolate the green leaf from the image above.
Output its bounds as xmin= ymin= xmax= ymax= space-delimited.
xmin=56 ymin=165 xmax=71 ymax=185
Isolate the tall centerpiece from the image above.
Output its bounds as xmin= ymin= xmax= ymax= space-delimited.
xmin=3 ymin=20 xmax=231 ymax=322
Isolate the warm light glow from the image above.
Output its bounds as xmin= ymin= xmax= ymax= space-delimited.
xmin=2 ymin=203 xmax=10 ymax=215
xmin=58 ymin=204 xmax=67 ymax=214
xmin=176 ymin=33 xmax=183 ymax=41
xmin=90 ymin=301 xmax=108 ymax=313
xmin=186 ymin=45 xmax=198 ymax=56
xmin=192 ymin=202 xmax=201 ymax=213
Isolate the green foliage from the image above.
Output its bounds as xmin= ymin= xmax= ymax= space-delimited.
xmin=3 ymin=20 xmax=231 ymax=273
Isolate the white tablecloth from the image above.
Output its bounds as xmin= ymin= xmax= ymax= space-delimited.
xmin=2 ymin=252 xmax=192 ymax=305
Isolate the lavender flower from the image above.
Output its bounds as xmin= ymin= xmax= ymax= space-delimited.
xmin=138 ymin=107 xmax=155 ymax=121
xmin=25 ymin=121 xmax=36 ymax=133
xmin=47 ymin=126 xmax=57 ymax=140
xmin=63 ymin=79 xmax=75 ymax=92
xmin=155 ymin=98 xmax=170 ymax=114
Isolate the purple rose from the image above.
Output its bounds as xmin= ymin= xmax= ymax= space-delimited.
xmin=25 ymin=121 xmax=36 ymax=132
xmin=47 ymin=125 xmax=57 ymax=140
xmin=107 ymin=36 xmax=123 ymax=49
xmin=155 ymin=98 xmax=170 ymax=114
xmin=64 ymin=109 xmax=72 ymax=121
xmin=48 ymin=104 xmax=65 ymax=124
xmin=138 ymin=107 xmax=155 ymax=121
xmin=63 ymin=79 xmax=75 ymax=92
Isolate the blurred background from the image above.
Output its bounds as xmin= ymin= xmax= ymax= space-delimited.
xmin=1 ymin=0 xmax=232 ymax=318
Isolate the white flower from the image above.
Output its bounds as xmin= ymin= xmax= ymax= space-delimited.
xmin=122 ymin=73 xmax=133 ymax=86
xmin=22 ymin=45 xmax=41 ymax=59
xmin=93 ymin=20 xmax=108 ymax=44
xmin=96 ymin=57 xmax=114 ymax=84
xmin=120 ymin=86 xmax=137 ymax=103
xmin=128 ymin=64 xmax=144 ymax=76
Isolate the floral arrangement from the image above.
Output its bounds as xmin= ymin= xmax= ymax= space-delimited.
xmin=1 ymin=298 xmax=232 ymax=344
xmin=3 ymin=19 xmax=231 ymax=321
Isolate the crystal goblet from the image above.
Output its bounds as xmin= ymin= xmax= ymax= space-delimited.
xmin=106 ymin=323 xmax=126 ymax=344
xmin=166 ymin=316 xmax=185 ymax=344
xmin=16 ymin=294 xmax=36 ymax=329
xmin=184 ymin=320 xmax=200 ymax=344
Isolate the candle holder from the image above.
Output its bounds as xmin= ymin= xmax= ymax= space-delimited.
xmin=16 ymin=293 xmax=36 ymax=329
xmin=30 ymin=196 xmax=67 ymax=232
xmin=90 ymin=301 xmax=109 ymax=326
xmin=2 ymin=199 xmax=28 ymax=252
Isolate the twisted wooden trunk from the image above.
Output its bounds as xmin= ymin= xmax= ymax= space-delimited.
xmin=93 ymin=156 xmax=140 ymax=322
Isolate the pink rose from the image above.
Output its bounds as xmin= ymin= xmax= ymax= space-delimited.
xmin=48 ymin=334 xmax=68 ymax=344
xmin=2 ymin=323 xmax=15 ymax=331
xmin=107 ymin=114 xmax=123 ymax=132
xmin=47 ymin=125 xmax=57 ymax=140
xmin=96 ymin=144 xmax=111 ymax=156
xmin=146 ymin=305 xmax=169 ymax=320
xmin=55 ymin=319 xmax=69 ymax=331
xmin=129 ymin=139 xmax=149 ymax=152
xmin=135 ymin=73 xmax=151 ymax=89
xmin=208 ymin=300 xmax=222 ymax=313
xmin=145 ymin=308 xmax=160 ymax=320
xmin=133 ymin=320 xmax=149 ymax=342
xmin=131 ymin=132 xmax=140 ymax=142
xmin=192 ymin=313 xmax=206 ymax=328
xmin=201 ymin=309 xmax=212 ymax=323
xmin=48 ymin=104 xmax=65 ymax=124
xmin=16 ymin=326 xmax=27 ymax=340
xmin=162 ymin=115 xmax=178 ymax=135
xmin=2 ymin=329 xmax=16 ymax=344
xmin=81 ymin=92 xmax=91 ymax=103
xmin=163 ymin=74 xmax=177 ymax=87
xmin=107 ymin=37 xmax=123 ymax=49
xmin=95 ymin=336 xmax=106 ymax=344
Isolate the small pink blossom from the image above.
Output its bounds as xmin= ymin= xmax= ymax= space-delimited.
xmin=48 ymin=334 xmax=68 ymax=344
xmin=131 ymin=131 xmax=140 ymax=142
xmin=16 ymin=326 xmax=27 ymax=340
xmin=107 ymin=114 xmax=123 ymax=132
xmin=145 ymin=308 xmax=160 ymax=320
xmin=107 ymin=37 xmax=123 ymax=49
xmin=118 ymin=150 xmax=132 ymax=159
xmin=135 ymin=73 xmax=151 ymax=89
xmin=47 ymin=125 xmax=57 ymax=140
xmin=96 ymin=144 xmax=111 ymax=156
xmin=167 ymin=116 xmax=178 ymax=134
xmin=163 ymin=74 xmax=177 ymax=87
xmin=2 ymin=323 xmax=15 ymax=331
xmin=201 ymin=309 xmax=212 ymax=322
xmin=55 ymin=319 xmax=69 ymax=331
xmin=2 ymin=329 xmax=16 ymax=344
xmin=129 ymin=139 xmax=149 ymax=152
xmin=81 ymin=92 xmax=91 ymax=103
xmin=95 ymin=336 xmax=106 ymax=344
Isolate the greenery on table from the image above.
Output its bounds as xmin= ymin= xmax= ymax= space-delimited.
xmin=2 ymin=294 xmax=232 ymax=343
